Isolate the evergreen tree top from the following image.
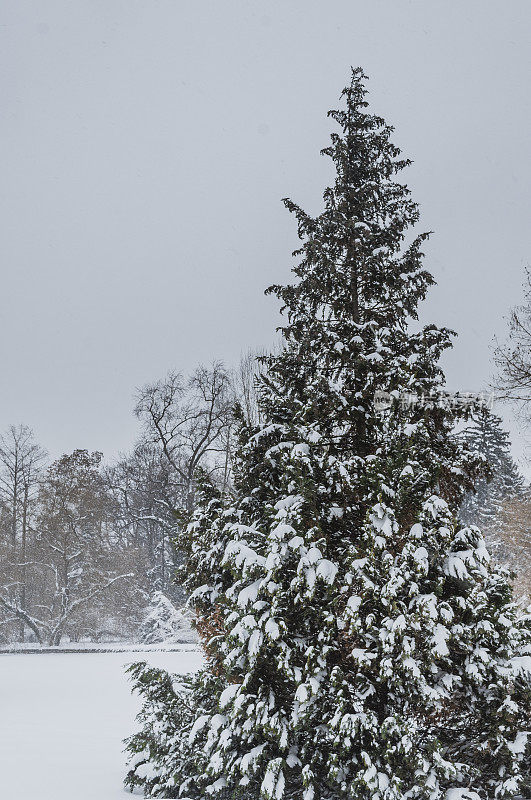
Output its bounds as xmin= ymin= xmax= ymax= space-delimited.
xmin=269 ymin=67 xmax=438 ymax=334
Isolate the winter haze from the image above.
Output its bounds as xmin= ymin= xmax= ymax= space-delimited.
xmin=1 ymin=1 xmax=530 ymax=466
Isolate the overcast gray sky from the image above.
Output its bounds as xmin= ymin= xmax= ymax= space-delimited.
xmin=2 ymin=1 xmax=531 ymax=468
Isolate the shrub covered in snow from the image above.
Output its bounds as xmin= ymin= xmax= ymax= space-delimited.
xmin=140 ymin=592 xmax=196 ymax=645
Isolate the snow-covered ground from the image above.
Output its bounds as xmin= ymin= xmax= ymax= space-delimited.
xmin=0 ymin=648 xmax=203 ymax=799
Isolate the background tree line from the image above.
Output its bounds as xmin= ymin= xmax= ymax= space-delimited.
xmin=0 ymin=358 xmax=261 ymax=646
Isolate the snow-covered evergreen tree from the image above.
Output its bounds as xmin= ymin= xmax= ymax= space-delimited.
xmin=126 ymin=69 xmax=531 ymax=800
xmin=459 ymin=406 xmax=524 ymax=530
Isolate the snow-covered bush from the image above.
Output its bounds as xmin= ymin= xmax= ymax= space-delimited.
xmin=140 ymin=592 xmax=196 ymax=645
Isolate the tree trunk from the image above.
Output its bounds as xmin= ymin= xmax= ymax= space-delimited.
xmin=19 ymin=484 xmax=29 ymax=642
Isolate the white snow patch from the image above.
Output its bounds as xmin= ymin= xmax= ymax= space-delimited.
xmin=512 ymin=655 xmax=531 ymax=675
xmin=265 ymin=618 xmax=281 ymax=640
xmin=508 ymin=731 xmax=529 ymax=755
xmin=445 ymin=789 xmax=481 ymax=800
xmin=0 ymin=649 xmax=202 ymax=800
xmin=274 ymin=495 xmax=303 ymax=511
xmin=219 ymin=683 xmax=240 ymax=708
xmin=291 ymin=443 xmax=310 ymax=457
xmin=431 ymin=624 xmax=450 ymax=657
xmin=223 ymin=540 xmax=265 ymax=570
xmin=316 ymin=559 xmax=338 ymax=584
xmin=237 ymin=579 xmax=262 ymax=607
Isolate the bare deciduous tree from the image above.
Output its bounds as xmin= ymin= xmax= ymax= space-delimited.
xmin=494 ymin=269 xmax=531 ymax=421
xmin=0 ymin=425 xmax=46 ymax=640
xmin=105 ymin=442 xmax=179 ymax=595
xmin=492 ymin=490 xmax=531 ymax=601
xmin=134 ymin=363 xmax=233 ymax=512
xmin=1 ymin=449 xmax=136 ymax=645
xmin=232 ymin=349 xmax=264 ymax=429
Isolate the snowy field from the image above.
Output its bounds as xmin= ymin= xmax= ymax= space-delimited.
xmin=0 ymin=648 xmax=203 ymax=800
